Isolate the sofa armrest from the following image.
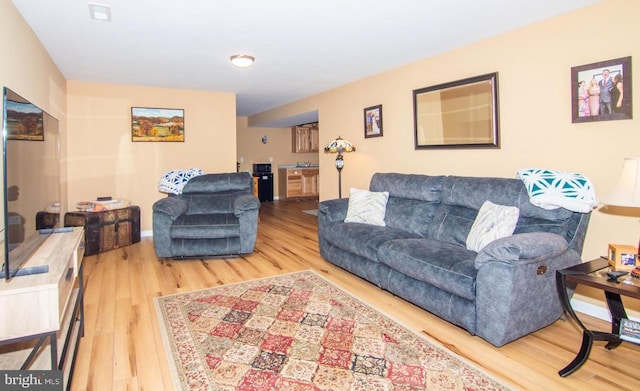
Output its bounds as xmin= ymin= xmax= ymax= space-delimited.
xmin=318 ymin=198 xmax=349 ymax=225
xmin=474 ymin=232 xmax=569 ymax=268
xmin=473 ymin=232 xmax=582 ymax=346
xmin=233 ymin=194 xmax=260 ymax=216
xmin=153 ymin=196 xmax=188 ymax=220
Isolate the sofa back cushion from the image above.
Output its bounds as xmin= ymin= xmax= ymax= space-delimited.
xmin=181 ymin=172 xmax=253 ymax=214
xmin=183 ymin=172 xmax=252 ymax=194
xmin=369 ymin=173 xmax=445 ymax=237
xmin=429 ymin=176 xmax=585 ymax=251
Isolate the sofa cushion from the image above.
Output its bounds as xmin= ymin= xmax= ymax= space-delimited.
xmin=466 ymin=201 xmax=519 ymax=252
xmin=170 ymin=213 xmax=240 ymax=239
xmin=344 ymin=188 xmax=389 ymax=226
xmin=184 ymin=193 xmax=244 ymax=214
xmin=322 ymin=222 xmax=421 ymax=262
xmin=378 ymin=239 xmax=478 ymax=300
xmin=370 ymin=173 xmax=444 ymax=237
xmin=182 ymin=172 xmax=252 ymax=194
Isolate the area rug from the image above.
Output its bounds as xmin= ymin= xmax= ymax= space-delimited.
xmin=302 ymin=209 xmax=318 ymax=216
xmin=154 ymin=270 xmax=512 ymax=391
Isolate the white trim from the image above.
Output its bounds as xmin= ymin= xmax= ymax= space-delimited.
xmin=572 ymin=293 xmax=639 ymax=322
xmin=141 ymin=230 xmax=153 ymax=237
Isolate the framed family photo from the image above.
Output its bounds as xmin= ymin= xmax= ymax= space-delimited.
xmin=131 ymin=107 xmax=185 ymax=142
xmin=571 ymin=56 xmax=632 ymax=123
xmin=364 ymin=104 xmax=383 ymax=138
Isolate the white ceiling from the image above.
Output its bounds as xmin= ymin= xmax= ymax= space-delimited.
xmin=12 ymin=0 xmax=599 ymax=124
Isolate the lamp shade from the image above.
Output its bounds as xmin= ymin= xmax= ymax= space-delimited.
xmin=605 ymin=157 xmax=640 ymax=207
xmin=324 ymin=136 xmax=355 ymax=154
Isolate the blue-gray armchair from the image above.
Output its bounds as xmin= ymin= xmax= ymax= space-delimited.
xmin=152 ymin=172 xmax=260 ymax=258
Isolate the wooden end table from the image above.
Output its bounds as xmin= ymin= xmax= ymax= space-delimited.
xmin=556 ymin=258 xmax=640 ymax=376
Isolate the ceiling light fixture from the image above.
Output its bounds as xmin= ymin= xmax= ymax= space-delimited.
xmin=88 ymin=3 xmax=111 ymax=22
xmin=230 ymin=55 xmax=255 ymax=68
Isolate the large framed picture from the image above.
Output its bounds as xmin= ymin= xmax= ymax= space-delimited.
xmin=413 ymin=72 xmax=499 ymax=149
xmin=571 ymin=56 xmax=632 ymax=123
xmin=131 ymin=107 xmax=185 ymax=142
xmin=364 ymin=104 xmax=383 ymax=138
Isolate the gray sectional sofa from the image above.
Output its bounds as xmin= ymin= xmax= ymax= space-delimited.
xmin=318 ymin=173 xmax=591 ymax=346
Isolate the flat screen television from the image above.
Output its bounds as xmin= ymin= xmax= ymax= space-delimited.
xmin=1 ymin=87 xmax=61 ymax=279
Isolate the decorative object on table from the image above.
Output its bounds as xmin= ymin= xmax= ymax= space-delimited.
xmin=413 ymin=72 xmax=499 ymax=149
xmin=603 ymin=157 xmax=640 ymax=255
xmin=158 ymin=168 xmax=204 ymax=195
xmin=65 ymin=205 xmax=141 ymax=256
xmin=607 ymin=243 xmax=638 ymax=271
xmin=516 ymin=168 xmax=597 ymax=213
xmin=364 ymin=104 xmax=383 ymax=138
xmin=131 ymin=107 xmax=184 ymax=142
xmin=75 ymin=197 xmax=130 ymax=212
xmin=571 ymin=56 xmax=632 ymax=123
xmin=154 ymin=270 xmax=512 ymax=391
xmin=619 ymin=318 xmax=640 ymax=344
xmin=324 ymin=136 xmax=355 ymax=199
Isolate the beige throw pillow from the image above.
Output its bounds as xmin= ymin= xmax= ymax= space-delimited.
xmin=344 ymin=188 xmax=389 ymax=226
xmin=466 ymin=200 xmax=520 ymax=252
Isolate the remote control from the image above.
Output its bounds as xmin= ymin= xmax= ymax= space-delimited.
xmin=607 ymin=270 xmax=628 ymax=282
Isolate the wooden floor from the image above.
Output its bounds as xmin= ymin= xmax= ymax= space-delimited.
xmin=71 ymin=200 xmax=640 ymax=390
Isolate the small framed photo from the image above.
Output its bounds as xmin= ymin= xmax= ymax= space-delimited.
xmin=131 ymin=107 xmax=185 ymax=142
xmin=364 ymin=104 xmax=383 ymax=138
xmin=571 ymin=56 xmax=632 ymax=123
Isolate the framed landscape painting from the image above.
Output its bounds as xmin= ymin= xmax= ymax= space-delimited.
xmin=131 ymin=107 xmax=184 ymax=142
xmin=5 ymin=99 xmax=44 ymax=141
xmin=571 ymin=56 xmax=632 ymax=123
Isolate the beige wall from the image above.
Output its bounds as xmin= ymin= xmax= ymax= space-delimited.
xmin=249 ymin=0 xmax=638 ymax=262
xmin=66 ymin=82 xmax=236 ymax=232
xmin=236 ymin=117 xmax=318 ymax=199
xmin=0 ymin=0 xmax=67 ymax=231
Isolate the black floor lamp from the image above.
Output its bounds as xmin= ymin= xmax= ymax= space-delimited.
xmin=324 ymin=136 xmax=355 ymax=198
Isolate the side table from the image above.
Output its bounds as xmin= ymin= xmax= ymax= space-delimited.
xmin=556 ymin=258 xmax=640 ymax=376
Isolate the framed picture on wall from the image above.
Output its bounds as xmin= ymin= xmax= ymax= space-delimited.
xmin=413 ymin=72 xmax=499 ymax=149
xmin=364 ymin=104 xmax=383 ymax=138
xmin=571 ymin=56 xmax=632 ymax=123
xmin=131 ymin=107 xmax=185 ymax=142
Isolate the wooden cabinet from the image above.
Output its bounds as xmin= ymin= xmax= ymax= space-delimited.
xmin=292 ymin=126 xmax=319 ymax=153
xmin=0 ymin=227 xmax=85 ymax=390
xmin=279 ymin=168 xmax=319 ymax=200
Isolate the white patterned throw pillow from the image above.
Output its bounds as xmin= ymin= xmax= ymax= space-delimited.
xmin=466 ymin=200 xmax=520 ymax=252
xmin=158 ymin=168 xmax=204 ymax=194
xmin=344 ymin=187 xmax=389 ymax=226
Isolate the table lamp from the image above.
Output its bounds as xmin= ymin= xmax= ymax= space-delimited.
xmin=324 ymin=136 xmax=355 ymax=198
xmin=604 ymin=157 xmax=640 ymax=255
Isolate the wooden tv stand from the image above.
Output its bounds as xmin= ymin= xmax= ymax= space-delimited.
xmin=0 ymin=227 xmax=85 ymax=390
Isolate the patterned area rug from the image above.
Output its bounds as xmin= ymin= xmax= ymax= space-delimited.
xmin=154 ymin=270 xmax=512 ymax=390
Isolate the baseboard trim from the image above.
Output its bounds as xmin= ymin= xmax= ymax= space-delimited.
xmin=572 ymin=293 xmax=639 ymax=321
